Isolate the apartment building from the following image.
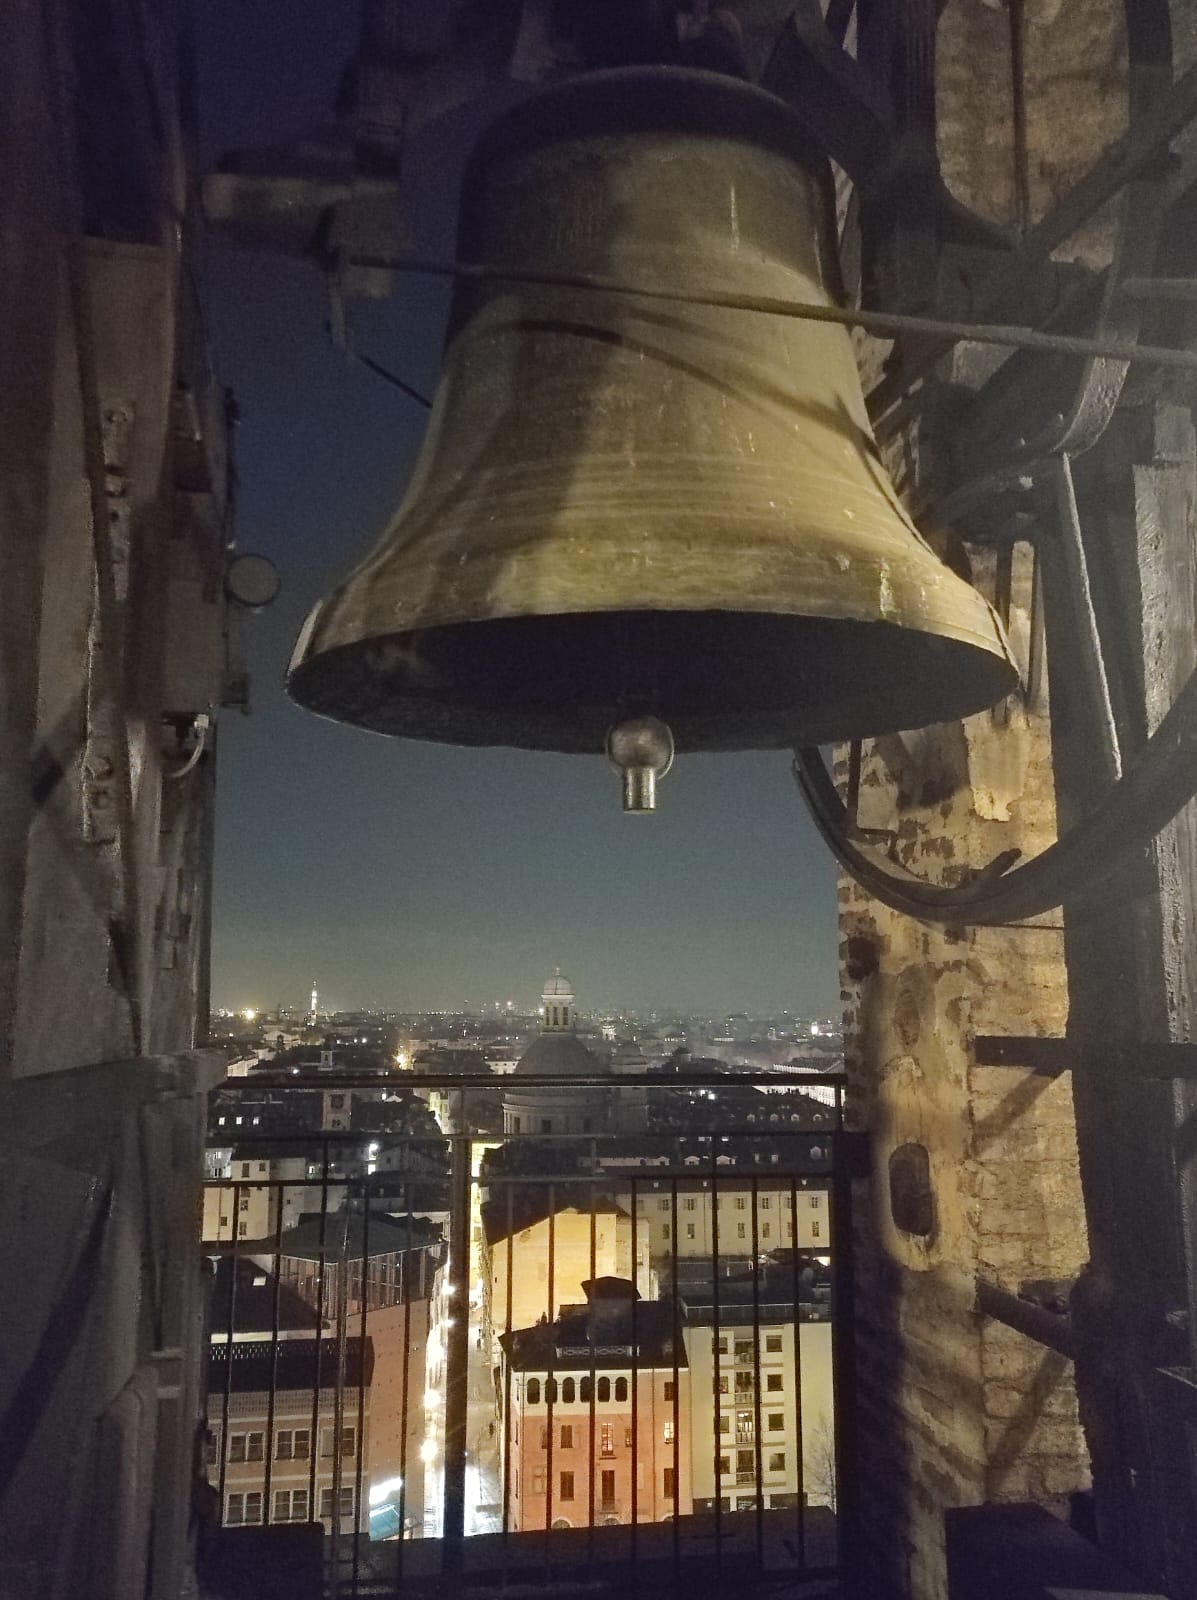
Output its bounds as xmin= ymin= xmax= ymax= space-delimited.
xmin=624 ymin=1180 xmax=831 ymax=1264
xmin=207 ymin=1337 xmax=373 ymax=1534
xmin=679 ymin=1267 xmax=835 ymax=1514
xmin=501 ymin=1279 xmax=691 ymax=1530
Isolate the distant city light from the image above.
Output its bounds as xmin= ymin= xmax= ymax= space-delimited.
xmin=241 ymin=1007 xmax=257 ymax=1023
xmin=420 ymin=1439 xmax=438 ymax=1464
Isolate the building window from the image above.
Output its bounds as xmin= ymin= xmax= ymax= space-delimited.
xmin=663 ymin=1381 xmax=675 ymax=1402
xmin=541 ymin=1119 xmax=552 ymax=1134
xmin=735 ymin=1197 xmax=747 ymax=1211
xmin=560 ymin=1470 xmax=575 ymax=1501
xmin=766 ymin=1374 xmax=783 ymax=1393
xmin=625 ymin=1427 xmax=633 ymax=1448
xmin=601 ymin=1469 xmax=616 ymax=1509
xmin=760 ymin=1196 xmax=771 ymax=1210
xmin=663 ymin=1467 xmax=676 ymax=1500
xmin=769 ymin=1452 xmax=786 ymax=1472
xmin=810 ymin=1195 xmax=821 ymax=1209
xmin=765 ymin=1334 xmax=782 ymax=1354
xmin=532 ymin=1468 xmax=547 ymax=1494
xmin=735 ymin=1372 xmax=752 ymax=1393
xmin=205 ymin=1429 xmax=219 ymax=1466
xmin=229 ymin=1432 xmax=264 ymax=1464
xmin=662 ymin=1223 xmax=670 ymax=1240
xmin=686 ymin=1223 xmax=696 ymax=1239
xmin=560 ymin=1424 xmax=573 ymax=1450
xmin=811 ymin=1221 xmax=821 ymax=1238
xmin=239 ymin=1196 xmax=250 ymax=1211
xmin=716 ymin=1376 xmax=729 ymax=1394
xmin=737 ymin=1450 xmax=754 ymax=1474
xmin=273 ymin=1488 xmax=309 ymax=1522
xmin=659 ymin=1198 xmax=670 ymax=1212
xmin=330 ymin=1095 xmax=345 ymax=1110
xmin=237 ymin=1222 xmax=248 ymax=1237
xmin=541 ymin=1424 xmax=550 ymax=1450
xmin=719 ymin=1416 xmax=730 ymax=1434
xmin=663 ymin=1419 xmax=674 ymax=1443
xmin=562 ymin=1378 xmax=575 ymax=1403
xmin=600 ymin=1423 xmax=615 ymax=1458
xmin=545 ymin=1378 xmax=558 ymax=1403
xmin=597 ymin=1377 xmax=611 ymax=1402
xmin=527 ymin=1378 xmax=541 ymax=1405
xmin=324 ymin=1426 xmax=356 ymax=1459
xmin=717 ymin=1456 xmax=730 ymax=1476
xmin=512 ymin=1116 xmax=521 ymax=1133
xmin=579 ymin=1377 xmax=592 ymax=1402
xmin=276 ymin=1428 xmax=310 ymax=1461
xmin=768 ymin=1413 xmax=785 ymax=1431
xmin=736 ymin=1223 xmax=746 ymax=1239
xmin=684 ymin=1198 xmax=696 ymax=1212
xmin=227 ymin=1491 xmax=262 ymax=1526
xmin=715 ymin=1336 xmax=728 ymax=1354
xmin=784 ymin=1194 xmax=792 ymax=1209
xmin=615 ymin=1377 xmax=628 ymax=1403
xmin=762 ymin=1223 xmax=771 ymax=1238
xmin=320 ymin=1488 xmax=355 ymax=1523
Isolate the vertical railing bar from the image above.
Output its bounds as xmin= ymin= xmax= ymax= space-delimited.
xmin=501 ymin=1178 xmax=515 ymax=1550
xmin=669 ymin=1175 xmax=681 ymax=1592
xmin=329 ymin=1203 xmax=351 ymax=1600
xmin=309 ymin=1142 xmax=330 ymax=1516
xmin=830 ymin=1125 xmax=856 ymax=1571
xmin=750 ymin=1175 xmax=764 ymax=1572
xmin=352 ymin=1189 xmax=370 ymax=1595
xmin=789 ymin=1174 xmax=806 ymax=1571
xmin=217 ymin=1179 xmax=241 ymax=1507
xmin=544 ymin=1184 xmax=556 ymax=1573
xmin=710 ymin=1144 xmax=723 ymax=1575
xmin=499 ymin=1177 xmax=515 ymax=1548
xmin=442 ymin=1114 xmax=472 ymax=1576
xmin=396 ymin=1182 xmax=412 ymax=1585
xmin=630 ymin=1177 xmax=640 ymax=1582
xmin=262 ymin=1189 xmax=286 ymax=1525
xmin=587 ymin=1160 xmax=598 ymax=1559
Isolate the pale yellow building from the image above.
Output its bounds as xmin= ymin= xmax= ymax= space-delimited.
xmin=680 ymin=1273 xmax=835 ymax=1515
xmin=623 ymin=1180 xmax=830 ymax=1263
xmin=481 ymin=1198 xmax=653 ymax=1358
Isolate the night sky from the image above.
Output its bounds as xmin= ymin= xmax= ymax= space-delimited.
xmin=195 ymin=6 xmax=837 ymax=1017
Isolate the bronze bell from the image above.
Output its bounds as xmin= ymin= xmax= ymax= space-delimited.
xmin=289 ymin=67 xmax=1017 ymax=754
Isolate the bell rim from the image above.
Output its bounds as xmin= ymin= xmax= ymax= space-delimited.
xmin=287 ymin=607 xmax=1019 ymax=755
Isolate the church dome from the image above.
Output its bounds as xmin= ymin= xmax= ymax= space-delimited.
xmin=542 ymin=971 xmax=574 ymax=998
xmin=515 ymin=1031 xmax=605 ymax=1079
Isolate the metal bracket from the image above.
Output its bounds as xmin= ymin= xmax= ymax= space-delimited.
xmin=82 ymin=402 xmax=134 ymax=845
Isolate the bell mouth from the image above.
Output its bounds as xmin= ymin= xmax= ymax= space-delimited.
xmin=286 ymin=608 xmax=1018 ymax=754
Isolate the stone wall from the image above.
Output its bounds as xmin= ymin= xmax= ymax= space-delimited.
xmin=840 ymin=4 xmax=1145 ymax=1593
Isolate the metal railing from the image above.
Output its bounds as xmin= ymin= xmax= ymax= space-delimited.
xmin=199 ymin=1069 xmax=851 ymax=1596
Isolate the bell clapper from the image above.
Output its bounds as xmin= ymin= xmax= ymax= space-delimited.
xmin=607 ymin=715 xmax=675 ymax=814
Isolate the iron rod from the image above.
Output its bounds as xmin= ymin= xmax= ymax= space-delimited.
xmin=976 ymin=1277 xmax=1075 ymax=1359
xmin=346 ymin=251 xmax=1197 ymax=375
